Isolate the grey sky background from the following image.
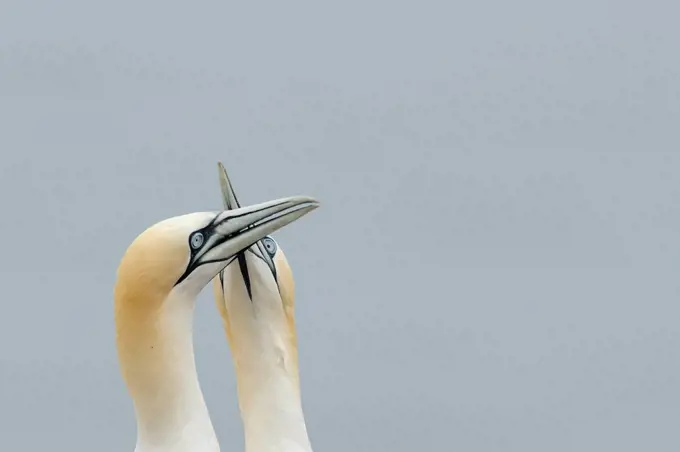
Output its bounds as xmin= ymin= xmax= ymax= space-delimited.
xmin=1 ymin=1 xmax=679 ymax=451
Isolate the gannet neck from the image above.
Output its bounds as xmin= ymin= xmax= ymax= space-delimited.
xmin=238 ymin=362 xmax=313 ymax=452
xmin=116 ymin=285 xmax=219 ymax=452
xmin=214 ymin=255 xmax=313 ymax=452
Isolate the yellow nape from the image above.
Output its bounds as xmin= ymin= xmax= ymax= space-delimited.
xmin=113 ymin=217 xmax=193 ymax=384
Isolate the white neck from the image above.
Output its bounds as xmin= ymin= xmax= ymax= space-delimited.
xmin=223 ymin=274 xmax=313 ymax=452
xmin=234 ymin=337 xmax=313 ymax=452
xmin=123 ymin=290 xmax=219 ymax=452
xmin=235 ymin=358 xmax=312 ymax=452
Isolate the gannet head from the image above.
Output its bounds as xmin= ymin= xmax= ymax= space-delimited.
xmin=212 ymin=163 xmax=302 ymax=382
xmin=115 ymin=195 xmax=317 ymax=302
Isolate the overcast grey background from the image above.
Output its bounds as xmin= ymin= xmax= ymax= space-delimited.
xmin=1 ymin=1 xmax=679 ymax=451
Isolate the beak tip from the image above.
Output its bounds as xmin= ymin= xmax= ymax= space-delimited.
xmin=299 ymin=195 xmax=320 ymax=206
xmin=303 ymin=199 xmax=321 ymax=211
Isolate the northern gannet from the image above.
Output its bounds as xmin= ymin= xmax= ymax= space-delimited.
xmin=114 ymin=194 xmax=319 ymax=452
xmin=212 ymin=162 xmax=315 ymax=452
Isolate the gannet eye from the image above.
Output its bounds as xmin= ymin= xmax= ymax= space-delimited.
xmin=190 ymin=232 xmax=204 ymax=249
xmin=262 ymin=236 xmax=277 ymax=256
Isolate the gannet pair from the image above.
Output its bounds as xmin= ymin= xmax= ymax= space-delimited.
xmin=114 ymin=163 xmax=317 ymax=452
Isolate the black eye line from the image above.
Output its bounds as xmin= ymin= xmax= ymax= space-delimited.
xmin=217 ymin=255 xmax=237 ymax=295
xmin=188 ymin=227 xmax=211 ymax=255
xmin=175 ymin=223 xmax=223 ymax=286
xmin=239 ymin=245 xmax=280 ymax=297
xmin=175 ymin=205 xmax=289 ymax=287
xmin=196 ymin=256 xmax=232 ymax=266
xmin=189 ymin=226 xmax=240 ymax=263
xmin=247 ymin=247 xmax=270 ymax=266
xmin=237 ymin=252 xmax=253 ymax=301
xmin=175 ymin=252 xmax=236 ymax=286
xmin=261 ymin=243 xmax=273 ymax=259
xmin=254 ymin=240 xmax=279 ymax=290
xmin=246 ymin=248 xmax=261 ymax=258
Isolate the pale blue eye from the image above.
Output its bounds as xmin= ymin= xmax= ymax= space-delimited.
xmin=262 ymin=237 xmax=277 ymax=256
xmin=190 ymin=232 xmax=204 ymax=249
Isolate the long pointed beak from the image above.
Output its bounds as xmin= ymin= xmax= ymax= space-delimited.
xmin=218 ymin=161 xmax=241 ymax=210
xmin=181 ymin=195 xmax=318 ymax=284
xmin=212 ymin=195 xmax=317 ymax=250
xmin=215 ymin=161 xmax=286 ymax=298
